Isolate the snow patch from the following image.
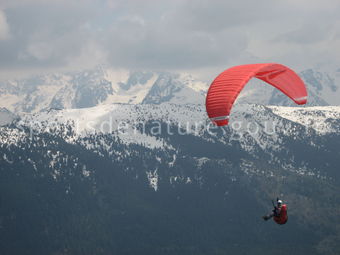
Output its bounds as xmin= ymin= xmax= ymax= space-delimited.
xmin=146 ymin=169 xmax=158 ymax=191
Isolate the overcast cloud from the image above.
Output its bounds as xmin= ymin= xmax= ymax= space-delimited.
xmin=0 ymin=0 xmax=339 ymax=80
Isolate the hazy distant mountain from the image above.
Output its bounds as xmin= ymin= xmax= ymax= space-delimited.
xmin=237 ymin=67 xmax=340 ymax=106
xmin=0 ymin=108 xmax=17 ymax=126
xmin=0 ymin=67 xmax=207 ymax=113
xmin=0 ymin=66 xmax=339 ymax=114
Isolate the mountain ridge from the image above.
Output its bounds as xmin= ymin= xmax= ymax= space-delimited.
xmin=1 ymin=66 xmax=339 ymax=114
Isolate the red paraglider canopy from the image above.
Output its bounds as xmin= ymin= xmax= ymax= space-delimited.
xmin=205 ymin=63 xmax=308 ymax=126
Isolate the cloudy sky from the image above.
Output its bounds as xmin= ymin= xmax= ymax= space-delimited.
xmin=0 ymin=0 xmax=340 ymax=80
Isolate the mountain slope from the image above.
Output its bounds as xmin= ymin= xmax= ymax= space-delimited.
xmin=1 ymin=103 xmax=340 ymax=254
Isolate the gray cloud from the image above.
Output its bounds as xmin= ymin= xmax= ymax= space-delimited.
xmin=274 ymin=24 xmax=331 ymax=45
xmin=0 ymin=10 xmax=10 ymax=40
xmin=104 ymin=13 xmax=248 ymax=70
xmin=0 ymin=1 xmax=100 ymax=68
xmin=0 ymin=0 xmax=340 ymax=78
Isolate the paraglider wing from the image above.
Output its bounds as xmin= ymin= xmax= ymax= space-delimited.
xmin=205 ymin=63 xmax=307 ymax=126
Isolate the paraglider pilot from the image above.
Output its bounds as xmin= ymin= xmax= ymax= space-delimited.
xmin=263 ymin=198 xmax=288 ymax=225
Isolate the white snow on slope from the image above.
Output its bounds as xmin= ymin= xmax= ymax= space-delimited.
xmin=103 ymin=70 xmax=158 ymax=104
xmin=19 ymin=104 xmax=207 ymax=134
xmin=269 ymin=106 xmax=340 ymax=134
xmin=14 ymin=103 xmax=340 ymax=154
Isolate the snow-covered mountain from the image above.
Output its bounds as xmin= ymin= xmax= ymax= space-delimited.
xmin=4 ymin=103 xmax=338 ymax=162
xmin=1 ymin=66 xmax=339 ymax=114
xmin=16 ymin=103 xmax=340 ymax=134
xmin=2 ymin=102 xmax=340 ymax=194
xmin=0 ymin=67 xmax=207 ymax=113
xmin=1 ymin=104 xmax=340 ymax=254
xmin=1 ymin=66 xmax=340 ymax=254
xmin=237 ymin=67 xmax=340 ymax=106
